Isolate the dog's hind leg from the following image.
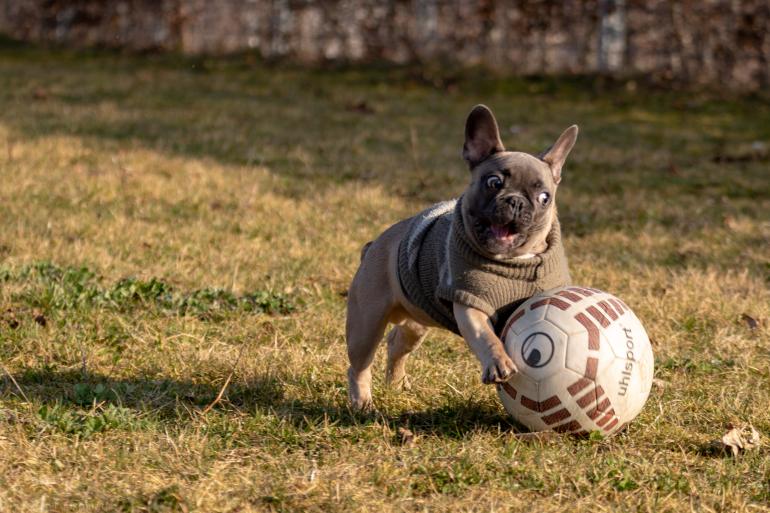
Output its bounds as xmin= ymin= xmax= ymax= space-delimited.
xmin=346 ymin=219 xmax=412 ymax=410
xmin=346 ymin=251 xmax=394 ymax=410
xmin=385 ymin=316 xmax=427 ymax=391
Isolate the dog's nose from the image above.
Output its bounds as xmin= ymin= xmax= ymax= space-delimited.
xmin=505 ymin=195 xmax=525 ymax=213
xmin=504 ymin=195 xmax=532 ymax=224
xmin=506 ymin=195 xmax=523 ymax=211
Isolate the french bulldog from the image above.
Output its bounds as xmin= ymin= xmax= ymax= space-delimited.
xmin=346 ymin=104 xmax=578 ymax=410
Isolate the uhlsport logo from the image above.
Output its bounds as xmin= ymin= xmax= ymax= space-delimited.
xmin=618 ymin=326 xmax=635 ymax=396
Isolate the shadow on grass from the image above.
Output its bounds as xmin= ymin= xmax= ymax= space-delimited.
xmin=692 ymin=441 xmax=736 ymax=459
xmin=276 ymin=395 xmax=523 ymax=439
xmin=2 ymin=367 xmax=522 ymax=438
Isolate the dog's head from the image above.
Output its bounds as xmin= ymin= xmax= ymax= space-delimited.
xmin=460 ymin=105 xmax=578 ymax=260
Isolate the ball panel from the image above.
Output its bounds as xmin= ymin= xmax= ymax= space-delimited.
xmin=560 ymin=373 xmax=612 ymax=434
xmin=565 ymin=330 xmax=615 ymax=379
xmin=496 ymin=382 xmax=519 ymax=416
xmin=511 ymin=308 xmax=546 ymax=335
xmin=544 ymin=301 xmax=584 ymax=332
xmin=496 ymin=373 xmax=546 ymax=432
xmin=499 ymin=308 xmax=526 ymax=339
xmin=535 ymin=378 xmax=583 ymax=434
xmin=605 ymin=310 xmax=649 ymax=361
xmin=601 ymin=353 xmax=654 ymax=425
xmin=564 ymin=330 xmax=591 ymax=375
xmin=505 ymin=300 xmax=548 ymax=337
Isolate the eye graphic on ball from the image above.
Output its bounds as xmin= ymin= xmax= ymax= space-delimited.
xmin=520 ymin=332 xmax=555 ymax=368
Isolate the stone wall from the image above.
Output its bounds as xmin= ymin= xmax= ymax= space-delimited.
xmin=1 ymin=0 xmax=768 ymax=90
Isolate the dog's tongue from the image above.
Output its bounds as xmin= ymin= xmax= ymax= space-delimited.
xmin=490 ymin=224 xmax=513 ymax=240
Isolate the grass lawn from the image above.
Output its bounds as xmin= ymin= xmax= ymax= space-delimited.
xmin=0 ymin=40 xmax=769 ymax=512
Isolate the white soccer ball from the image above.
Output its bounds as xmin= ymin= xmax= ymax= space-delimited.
xmin=496 ymin=286 xmax=654 ymax=436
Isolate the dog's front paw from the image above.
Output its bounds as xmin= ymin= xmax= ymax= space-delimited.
xmin=481 ymin=354 xmax=517 ymax=384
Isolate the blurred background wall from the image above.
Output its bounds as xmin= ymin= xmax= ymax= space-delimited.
xmin=1 ymin=0 xmax=768 ymax=91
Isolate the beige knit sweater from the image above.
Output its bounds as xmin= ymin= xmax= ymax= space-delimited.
xmin=397 ymin=197 xmax=571 ymax=334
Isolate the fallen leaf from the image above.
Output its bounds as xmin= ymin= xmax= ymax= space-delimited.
xmin=398 ymin=427 xmax=416 ymax=447
xmin=741 ymin=313 xmax=759 ymax=330
xmin=652 ymin=378 xmax=668 ymax=390
xmin=345 ymin=101 xmax=374 ymax=114
xmin=667 ymin=162 xmax=681 ymax=176
xmin=33 ymin=310 xmax=47 ymax=327
xmin=721 ymin=424 xmax=761 ymax=457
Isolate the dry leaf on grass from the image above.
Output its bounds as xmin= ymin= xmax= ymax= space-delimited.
xmin=398 ymin=427 xmax=416 ymax=447
xmin=740 ymin=313 xmax=759 ymax=330
xmin=33 ymin=309 xmax=47 ymax=327
xmin=721 ymin=424 xmax=761 ymax=457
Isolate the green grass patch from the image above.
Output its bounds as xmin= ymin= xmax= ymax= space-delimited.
xmin=3 ymin=262 xmax=296 ymax=319
xmin=37 ymin=402 xmax=146 ymax=438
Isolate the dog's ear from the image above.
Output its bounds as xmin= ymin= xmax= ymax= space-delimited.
xmin=463 ymin=105 xmax=505 ymax=168
xmin=540 ymin=125 xmax=578 ymax=184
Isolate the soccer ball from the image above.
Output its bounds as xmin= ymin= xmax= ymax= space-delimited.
xmin=496 ymin=286 xmax=654 ymax=436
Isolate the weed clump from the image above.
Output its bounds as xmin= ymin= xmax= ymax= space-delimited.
xmin=3 ymin=262 xmax=296 ymax=319
xmin=37 ymin=402 xmax=144 ymax=438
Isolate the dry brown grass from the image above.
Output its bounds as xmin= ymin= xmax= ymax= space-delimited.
xmin=0 ymin=42 xmax=769 ymax=512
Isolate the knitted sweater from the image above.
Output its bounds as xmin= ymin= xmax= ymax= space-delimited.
xmin=397 ymin=198 xmax=571 ymax=334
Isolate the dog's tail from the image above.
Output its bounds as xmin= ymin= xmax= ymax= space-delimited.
xmin=360 ymin=241 xmax=373 ymax=262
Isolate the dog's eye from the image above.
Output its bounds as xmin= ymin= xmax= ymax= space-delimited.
xmin=538 ymin=192 xmax=551 ymax=205
xmin=485 ymin=176 xmax=503 ymax=190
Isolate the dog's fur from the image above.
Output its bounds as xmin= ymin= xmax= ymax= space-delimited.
xmin=346 ymin=105 xmax=578 ymax=410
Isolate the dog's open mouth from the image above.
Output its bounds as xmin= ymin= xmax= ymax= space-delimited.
xmin=486 ymin=221 xmax=526 ymax=248
xmin=468 ymin=213 xmax=531 ymax=255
